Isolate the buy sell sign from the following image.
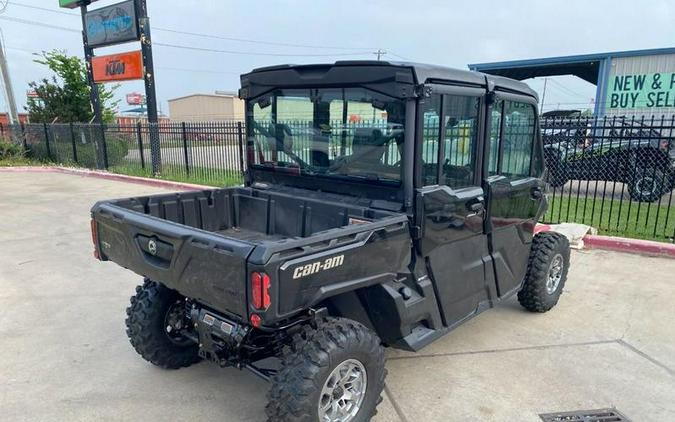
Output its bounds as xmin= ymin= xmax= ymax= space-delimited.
xmin=92 ymin=50 xmax=144 ymax=83
xmin=606 ymin=72 xmax=675 ymax=109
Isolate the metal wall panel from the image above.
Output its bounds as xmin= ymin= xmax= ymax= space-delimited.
xmin=605 ymin=53 xmax=675 ymax=119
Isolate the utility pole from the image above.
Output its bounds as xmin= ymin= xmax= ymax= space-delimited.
xmin=540 ymin=77 xmax=548 ymax=114
xmin=374 ymin=49 xmax=386 ymax=61
xmin=0 ymin=35 xmax=18 ymax=124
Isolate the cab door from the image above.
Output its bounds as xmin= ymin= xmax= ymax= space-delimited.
xmin=416 ymin=86 xmax=493 ymax=327
xmin=484 ymin=95 xmax=546 ymax=297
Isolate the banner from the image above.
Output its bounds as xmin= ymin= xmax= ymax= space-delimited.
xmin=92 ymin=51 xmax=144 ymax=83
xmin=606 ymin=72 xmax=675 ymax=110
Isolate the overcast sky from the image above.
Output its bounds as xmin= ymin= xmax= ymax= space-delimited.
xmin=0 ymin=0 xmax=673 ymax=116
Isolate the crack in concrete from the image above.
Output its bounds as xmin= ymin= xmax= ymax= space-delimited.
xmin=384 ymin=383 xmax=410 ymax=422
xmin=387 ymin=338 xmax=675 ymax=379
xmin=387 ymin=339 xmax=618 ymax=361
xmin=616 ymin=339 xmax=675 ymax=378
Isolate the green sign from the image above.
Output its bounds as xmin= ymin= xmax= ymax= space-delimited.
xmin=607 ymin=72 xmax=675 ymax=109
xmin=59 ymin=0 xmax=99 ymax=9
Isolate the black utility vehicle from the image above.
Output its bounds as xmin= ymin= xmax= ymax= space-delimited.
xmin=543 ymin=119 xmax=675 ymax=202
xmin=91 ymin=61 xmax=570 ymax=422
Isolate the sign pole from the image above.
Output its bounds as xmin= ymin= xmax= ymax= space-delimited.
xmin=79 ymin=1 xmax=108 ymax=169
xmin=80 ymin=1 xmax=103 ymax=125
xmin=135 ymin=0 xmax=161 ymax=174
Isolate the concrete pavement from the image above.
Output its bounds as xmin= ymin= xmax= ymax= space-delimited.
xmin=1 ymin=171 xmax=674 ymax=421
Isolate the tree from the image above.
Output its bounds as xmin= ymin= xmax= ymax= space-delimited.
xmin=26 ymin=50 xmax=119 ymax=124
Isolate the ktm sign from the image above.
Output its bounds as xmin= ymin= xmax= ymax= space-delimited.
xmin=92 ymin=50 xmax=143 ymax=83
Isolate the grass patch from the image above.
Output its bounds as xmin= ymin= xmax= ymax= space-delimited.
xmin=0 ymin=156 xmax=48 ymax=167
xmin=544 ymin=195 xmax=674 ymax=242
xmin=108 ymin=164 xmax=243 ymax=187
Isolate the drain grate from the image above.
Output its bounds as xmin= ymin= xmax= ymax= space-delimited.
xmin=539 ymin=408 xmax=631 ymax=422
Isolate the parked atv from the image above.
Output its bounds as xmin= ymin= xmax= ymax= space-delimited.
xmin=92 ymin=61 xmax=570 ymax=421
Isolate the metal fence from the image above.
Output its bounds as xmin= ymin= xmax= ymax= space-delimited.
xmin=1 ymin=117 xmax=673 ymax=242
xmin=1 ymin=121 xmax=245 ymax=186
xmin=540 ymin=115 xmax=674 ymax=241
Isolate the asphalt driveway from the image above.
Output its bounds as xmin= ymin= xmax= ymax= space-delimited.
xmin=1 ymin=170 xmax=674 ymax=421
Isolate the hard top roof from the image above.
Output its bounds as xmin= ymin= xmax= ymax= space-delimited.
xmin=243 ymin=60 xmax=537 ymax=99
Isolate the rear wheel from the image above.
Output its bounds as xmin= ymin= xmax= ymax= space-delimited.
xmin=627 ymin=166 xmax=670 ymax=202
xmin=518 ymin=232 xmax=570 ymax=313
xmin=125 ymin=279 xmax=200 ymax=369
xmin=266 ymin=317 xmax=385 ymax=422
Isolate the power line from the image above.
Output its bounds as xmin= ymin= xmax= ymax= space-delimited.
xmin=7 ymin=1 xmax=376 ymax=51
xmin=548 ymin=78 xmax=590 ymax=99
xmin=0 ymin=15 xmax=375 ymax=58
xmin=153 ymin=41 xmax=372 ymax=57
xmin=0 ymin=15 xmax=79 ymax=33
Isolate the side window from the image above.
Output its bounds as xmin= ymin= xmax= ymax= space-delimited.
xmin=488 ymin=100 xmax=503 ymax=176
xmin=421 ymin=94 xmax=480 ymax=188
xmin=490 ymin=100 xmax=536 ymax=178
xmin=502 ymin=101 xmax=535 ymax=178
xmin=421 ymin=95 xmax=442 ymax=185
xmin=441 ymin=95 xmax=479 ymax=188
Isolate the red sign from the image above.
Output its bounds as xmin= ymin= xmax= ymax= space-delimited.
xmin=126 ymin=92 xmax=146 ymax=105
xmin=92 ymin=50 xmax=144 ymax=83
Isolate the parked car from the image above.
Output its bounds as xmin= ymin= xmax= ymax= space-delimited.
xmin=543 ymin=119 xmax=675 ymax=202
xmin=91 ymin=61 xmax=569 ymax=422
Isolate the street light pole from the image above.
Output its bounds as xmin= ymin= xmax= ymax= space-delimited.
xmin=0 ymin=34 xmax=18 ymax=124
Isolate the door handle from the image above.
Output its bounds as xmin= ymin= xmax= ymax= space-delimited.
xmin=467 ymin=199 xmax=484 ymax=213
xmin=531 ymin=187 xmax=543 ymax=199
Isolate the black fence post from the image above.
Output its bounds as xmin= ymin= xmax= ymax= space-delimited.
xmin=69 ymin=123 xmax=78 ymax=164
xmin=20 ymin=122 xmax=27 ymax=151
xmin=181 ymin=122 xmax=190 ymax=175
xmin=237 ymin=121 xmax=245 ymax=175
xmin=136 ymin=122 xmax=145 ymax=170
xmin=43 ymin=123 xmax=52 ymax=161
xmin=101 ymin=124 xmax=109 ymax=170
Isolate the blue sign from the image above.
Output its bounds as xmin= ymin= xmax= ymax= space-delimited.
xmin=85 ymin=0 xmax=138 ymax=48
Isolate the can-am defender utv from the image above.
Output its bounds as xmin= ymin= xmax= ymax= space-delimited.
xmin=91 ymin=61 xmax=570 ymax=422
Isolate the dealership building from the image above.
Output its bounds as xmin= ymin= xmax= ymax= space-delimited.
xmin=469 ymin=47 xmax=675 ymax=119
xmin=168 ymin=91 xmax=245 ymax=122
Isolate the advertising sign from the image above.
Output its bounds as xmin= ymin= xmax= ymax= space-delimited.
xmin=60 ymin=0 xmax=99 ymax=9
xmin=606 ymin=72 xmax=675 ymax=110
xmin=126 ymin=92 xmax=146 ymax=105
xmin=92 ymin=50 xmax=144 ymax=83
xmin=85 ymin=0 xmax=139 ymax=48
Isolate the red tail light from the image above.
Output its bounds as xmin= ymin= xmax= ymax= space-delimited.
xmin=250 ymin=272 xmax=271 ymax=310
xmin=90 ymin=219 xmax=101 ymax=260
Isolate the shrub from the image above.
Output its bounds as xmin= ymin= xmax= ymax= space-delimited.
xmin=0 ymin=140 xmax=24 ymax=159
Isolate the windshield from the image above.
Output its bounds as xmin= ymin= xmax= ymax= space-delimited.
xmin=247 ymin=88 xmax=406 ymax=183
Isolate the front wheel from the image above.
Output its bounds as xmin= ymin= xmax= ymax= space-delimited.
xmin=518 ymin=232 xmax=570 ymax=313
xmin=125 ymin=279 xmax=200 ymax=369
xmin=266 ymin=317 xmax=386 ymax=422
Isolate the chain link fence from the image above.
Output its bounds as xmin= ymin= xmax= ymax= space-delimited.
xmin=1 ymin=117 xmax=673 ymax=242
xmin=541 ymin=115 xmax=675 ymax=241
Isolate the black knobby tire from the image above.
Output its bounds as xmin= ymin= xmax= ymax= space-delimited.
xmin=518 ymin=232 xmax=570 ymax=313
xmin=125 ymin=279 xmax=200 ymax=369
xmin=266 ymin=317 xmax=386 ymax=422
xmin=627 ymin=166 xmax=669 ymax=203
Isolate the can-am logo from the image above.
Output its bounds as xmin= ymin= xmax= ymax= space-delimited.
xmin=292 ymin=255 xmax=344 ymax=279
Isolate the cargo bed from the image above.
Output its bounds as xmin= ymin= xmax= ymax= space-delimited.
xmin=91 ymin=186 xmax=407 ymax=319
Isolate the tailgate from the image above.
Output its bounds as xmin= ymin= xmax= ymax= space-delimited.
xmin=92 ymin=202 xmax=254 ymax=317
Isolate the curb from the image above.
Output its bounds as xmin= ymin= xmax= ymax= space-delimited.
xmin=2 ymin=165 xmax=673 ymax=258
xmin=583 ymin=234 xmax=675 ymax=258
xmin=0 ymin=165 xmax=214 ymax=191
